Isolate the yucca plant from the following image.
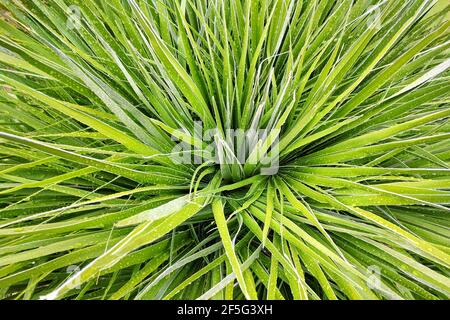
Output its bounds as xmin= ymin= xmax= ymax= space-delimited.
xmin=0 ymin=0 xmax=449 ymax=300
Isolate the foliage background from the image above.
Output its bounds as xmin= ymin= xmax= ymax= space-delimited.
xmin=0 ymin=0 xmax=449 ymax=300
